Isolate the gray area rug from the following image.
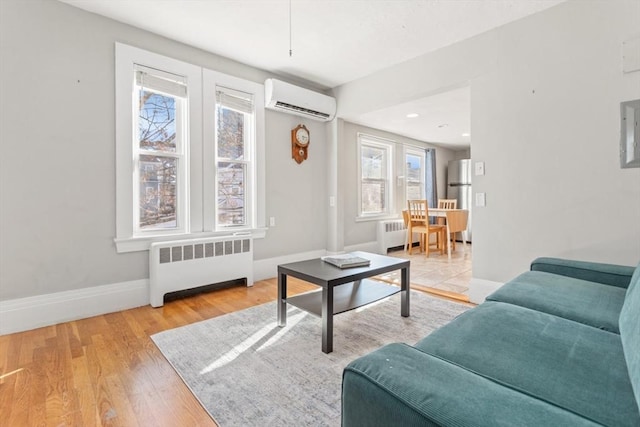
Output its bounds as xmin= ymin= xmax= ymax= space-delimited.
xmin=151 ymin=290 xmax=470 ymax=426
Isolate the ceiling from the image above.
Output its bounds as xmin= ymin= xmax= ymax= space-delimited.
xmin=60 ymin=0 xmax=566 ymax=148
xmin=345 ymin=85 xmax=473 ymax=148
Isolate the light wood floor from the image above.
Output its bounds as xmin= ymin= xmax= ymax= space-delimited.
xmin=0 ymin=279 xmax=318 ymax=427
xmin=0 ymin=278 xmax=470 ymax=426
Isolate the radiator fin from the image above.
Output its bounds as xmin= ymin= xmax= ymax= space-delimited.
xmin=171 ymin=246 xmax=182 ymax=262
xmin=194 ymin=244 xmax=203 ymax=259
xmin=159 ymin=247 xmax=171 ymax=264
xmin=184 ymin=245 xmax=194 ymax=260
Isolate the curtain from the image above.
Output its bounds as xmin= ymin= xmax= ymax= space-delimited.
xmin=425 ymin=148 xmax=437 ymax=223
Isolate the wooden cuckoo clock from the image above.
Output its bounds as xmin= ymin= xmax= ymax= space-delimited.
xmin=291 ymin=124 xmax=310 ymax=164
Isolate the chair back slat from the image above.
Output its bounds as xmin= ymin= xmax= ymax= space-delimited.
xmin=407 ymin=199 xmax=429 ymax=224
xmin=438 ymin=199 xmax=457 ymax=209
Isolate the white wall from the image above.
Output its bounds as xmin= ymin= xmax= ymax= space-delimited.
xmin=0 ymin=0 xmax=327 ymax=301
xmin=335 ymin=0 xmax=640 ymax=291
xmin=254 ymin=112 xmax=327 ymax=259
xmin=470 ymin=0 xmax=640 ymax=283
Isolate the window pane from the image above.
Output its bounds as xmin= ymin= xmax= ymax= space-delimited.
xmin=218 ymin=162 xmax=245 ymax=226
xmin=217 ymin=106 xmax=245 ymax=160
xmin=138 ymin=90 xmax=176 ymax=152
xmin=361 ymin=146 xmax=386 ymax=180
xmin=361 ymin=179 xmax=386 ymax=214
xmin=406 ymin=154 xmax=422 ymax=181
xmin=407 ymin=183 xmax=423 ymax=200
xmin=139 ymin=155 xmax=177 ymax=230
xmin=406 ymin=153 xmax=424 ymax=200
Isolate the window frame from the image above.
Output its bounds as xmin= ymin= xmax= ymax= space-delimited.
xmin=356 ymin=133 xmax=395 ymax=221
xmin=203 ymin=71 xmax=263 ymax=232
xmin=115 ymin=43 xmax=265 ymax=253
xmin=133 ymin=67 xmax=187 ymax=235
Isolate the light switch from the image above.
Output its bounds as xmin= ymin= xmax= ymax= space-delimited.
xmin=475 ymin=161 xmax=485 ymax=176
xmin=329 ymin=196 xmax=336 ymax=207
xmin=476 ymin=192 xmax=486 ymax=207
xmin=269 ymin=217 xmax=276 ymax=227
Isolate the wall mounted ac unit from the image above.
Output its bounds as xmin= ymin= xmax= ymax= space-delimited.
xmin=265 ymin=78 xmax=336 ymax=122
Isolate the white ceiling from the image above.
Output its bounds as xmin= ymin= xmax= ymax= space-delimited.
xmin=346 ymin=85 xmax=473 ymax=148
xmin=59 ymin=0 xmax=566 ymax=148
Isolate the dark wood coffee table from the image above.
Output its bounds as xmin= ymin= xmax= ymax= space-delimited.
xmin=277 ymin=251 xmax=410 ymax=353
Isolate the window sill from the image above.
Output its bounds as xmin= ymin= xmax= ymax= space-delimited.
xmin=114 ymin=228 xmax=268 ymax=253
xmin=355 ymin=214 xmax=400 ymax=223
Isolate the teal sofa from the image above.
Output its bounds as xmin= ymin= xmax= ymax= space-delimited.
xmin=342 ymin=257 xmax=640 ymax=426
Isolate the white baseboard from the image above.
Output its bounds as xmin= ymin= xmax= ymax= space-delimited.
xmin=343 ymin=241 xmax=379 ymax=254
xmin=468 ymin=277 xmax=504 ymax=304
xmin=0 ymin=279 xmax=149 ymax=336
xmin=1 ymin=247 xmax=404 ymax=336
xmin=253 ymin=249 xmax=327 ymax=282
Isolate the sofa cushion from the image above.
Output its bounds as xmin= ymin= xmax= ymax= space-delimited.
xmin=486 ymin=271 xmax=626 ymax=333
xmin=343 ymin=343 xmax=600 ymax=427
xmin=530 ymin=257 xmax=636 ymax=288
xmin=619 ymin=263 xmax=640 ymax=414
xmin=414 ymin=302 xmax=640 ymax=427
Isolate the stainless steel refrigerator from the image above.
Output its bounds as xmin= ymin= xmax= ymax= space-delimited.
xmin=446 ymin=159 xmax=472 ymax=242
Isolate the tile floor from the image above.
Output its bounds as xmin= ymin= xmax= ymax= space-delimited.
xmin=376 ymin=242 xmax=472 ymax=302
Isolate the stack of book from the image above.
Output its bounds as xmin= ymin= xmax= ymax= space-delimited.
xmin=321 ymin=253 xmax=371 ymax=269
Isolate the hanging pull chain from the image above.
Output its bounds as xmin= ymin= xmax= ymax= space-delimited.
xmin=289 ymin=0 xmax=293 ymax=57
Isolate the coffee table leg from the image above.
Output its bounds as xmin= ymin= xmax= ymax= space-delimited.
xmin=401 ymin=266 xmax=410 ymax=317
xmin=277 ymin=271 xmax=287 ymax=327
xmin=322 ymin=285 xmax=334 ymax=353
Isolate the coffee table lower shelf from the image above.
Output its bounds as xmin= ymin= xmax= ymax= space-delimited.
xmin=286 ymin=279 xmax=400 ymax=317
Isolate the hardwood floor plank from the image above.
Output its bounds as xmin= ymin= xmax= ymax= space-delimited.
xmin=27 ymin=359 xmax=47 ymax=426
xmin=6 ymin=364 xmax=30 ymax=426
xmin=74 ymin=383 xmax=99 ymax=427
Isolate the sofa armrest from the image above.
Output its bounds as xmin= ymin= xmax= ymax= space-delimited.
xmin=530 ymin=257 xmax=635 ymax=288
xmin=342 ymin=343 xmax=597 ymax=427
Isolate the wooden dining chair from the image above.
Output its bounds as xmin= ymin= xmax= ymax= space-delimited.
xmin=402 ymin=209 xmax=424 ymax=251
xmin=437 ymin=198 xmax=458 ymax=248
xmin=406 ymin=200 xmax=446 ymax=256
xmin=438 ymin=199 xmax=457 ymax=210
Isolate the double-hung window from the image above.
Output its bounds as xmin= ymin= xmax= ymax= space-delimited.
xmin=115 ymin=44 xmax=265 ymax=253
xmin=357 ymin=133 xmax=394 ymax=219
xmin=214 ymin=86 xmax=253 ymax=228
xmin=134 ymin=66 xmax=187 ymax=233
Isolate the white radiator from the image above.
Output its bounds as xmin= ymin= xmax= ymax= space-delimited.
xmin=149 ymin=235 xmax=254 ymax=307
xmin=376 ymin=219 xmax=412 ymax=254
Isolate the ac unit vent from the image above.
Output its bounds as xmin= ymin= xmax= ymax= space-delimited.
xmin=274 ymin=101 xmax=331 ymax=120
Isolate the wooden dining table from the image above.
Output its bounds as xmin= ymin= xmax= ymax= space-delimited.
xmin=428 ymin=208 xmax=469 ymax=259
